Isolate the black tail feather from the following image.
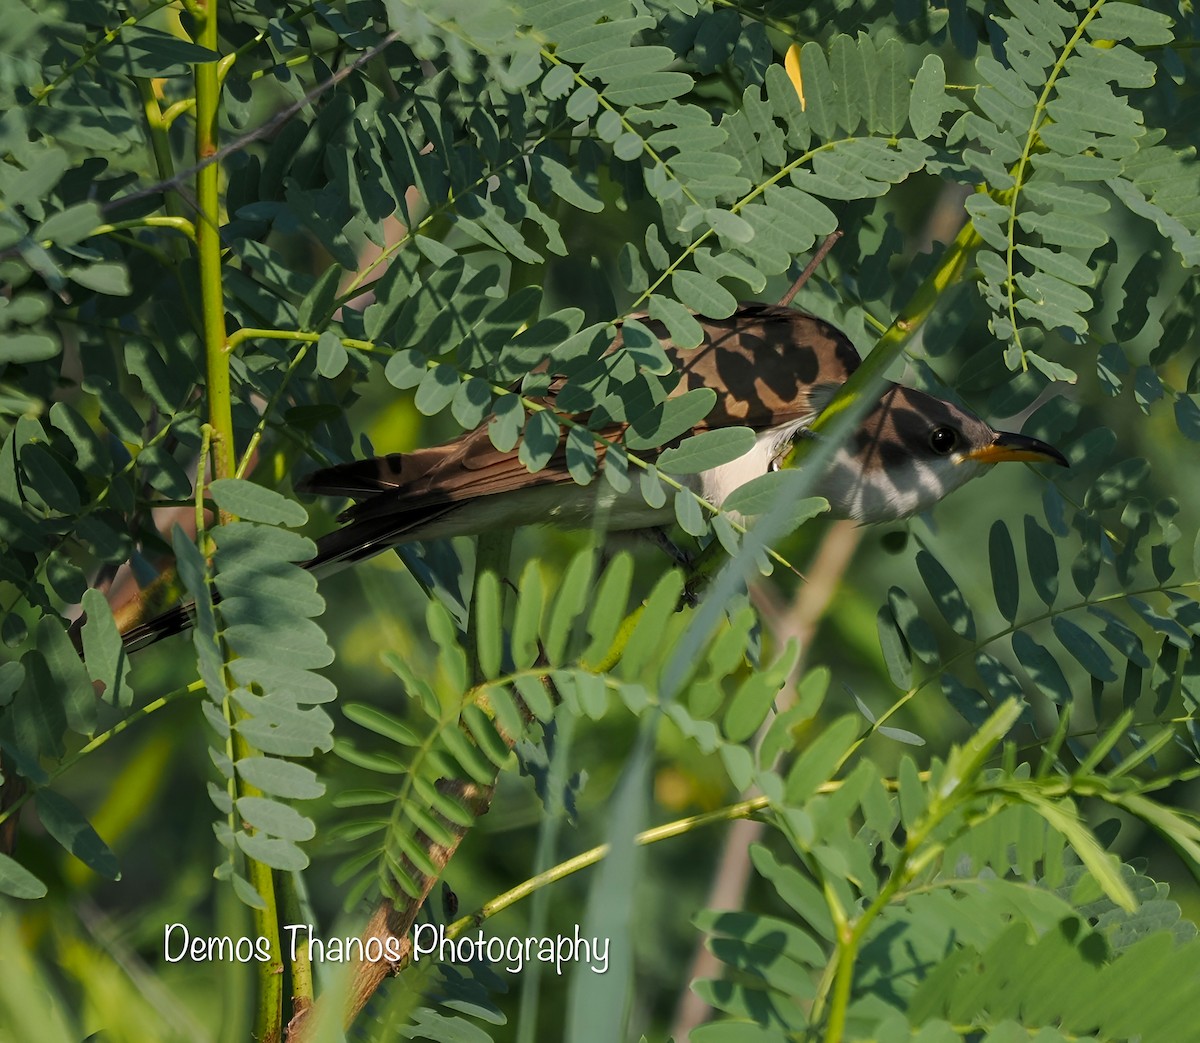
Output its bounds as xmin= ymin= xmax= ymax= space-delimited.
xmin=120 ymin=601 xmax=199 ymax=653
xmin=116 ymin=505 xmax=454 ymax=653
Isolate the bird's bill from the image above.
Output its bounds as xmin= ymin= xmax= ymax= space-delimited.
xmin=965 ymin=431 xmax=1069 ymax=467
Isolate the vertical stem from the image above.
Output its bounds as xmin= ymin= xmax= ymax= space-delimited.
xmin=803 ymin=216 xmax=982 ymax=442
xmin=136 ymin=79 xmax=188 ymax=233
xmin=280 ymin=872 xmax=314 ymax=1019
xmin=193 ymin=0 xmax=234 ymax=486
xmin=190 ymin=4 xmax=282 ymax=1039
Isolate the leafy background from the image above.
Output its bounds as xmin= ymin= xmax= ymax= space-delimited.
xmin=1 ymin=0 xmax=1199 ymax=1041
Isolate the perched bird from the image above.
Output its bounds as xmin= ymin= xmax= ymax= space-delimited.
xmin=119 ymin=302 xmax=1066 ymax=650
xmin=296 ymin=302 xmax=1067 ymax=571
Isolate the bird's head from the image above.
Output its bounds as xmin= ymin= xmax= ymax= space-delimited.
xmin=818 ymin=385 xmax=1069 ymax=523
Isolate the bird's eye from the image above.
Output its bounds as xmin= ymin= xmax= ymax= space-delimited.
xmin=929 ymin=426 xmax=957 ymax=455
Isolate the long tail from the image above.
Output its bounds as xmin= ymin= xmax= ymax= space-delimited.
xmin=119 ymin=601 xmax=199 ymax=653
xmin=114 ymin=505 xmax=455 ymax=653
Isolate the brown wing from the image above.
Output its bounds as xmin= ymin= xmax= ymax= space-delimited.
xmin=656 ymin=302 xmax=860 ymax=427
xmin=297 ymin=303 xmax=861 ymax=525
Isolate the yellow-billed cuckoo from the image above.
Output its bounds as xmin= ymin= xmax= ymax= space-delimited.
xmin=120 ymin=303 xmax=1066 ymax=650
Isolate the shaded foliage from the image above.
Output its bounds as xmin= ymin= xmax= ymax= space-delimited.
xmin=1 ymin=0 xmax=1199 ymax=1040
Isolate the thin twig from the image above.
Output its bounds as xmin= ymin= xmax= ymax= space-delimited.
xmin=778 ymin=230 xmax=843 ymax=308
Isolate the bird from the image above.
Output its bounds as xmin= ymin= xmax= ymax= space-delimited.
xmin=117 ymin=302 xmax=1066 ymax=650
xmin=294 ymin=302 xmax=1067 ymax=567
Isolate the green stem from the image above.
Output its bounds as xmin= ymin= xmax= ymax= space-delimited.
xmin=226 ymin=327 xmax=373 ymax=353
xmin=446 ymin=797 xmax=769 ymax=936
xmin=280 ymin=872 xmax=314 ymax=1017
xmin=822 ymin=799 xmax=948 ymax=1043
xmin=135 ymin=78 xmax=190 ymax=237
xmin=235 ymin=733 xmax=284 ymax=1040
xmin=190 ymin=5 xmax=281 ymax=1039
xmin=193 ymin=6 xmax=234 ymax=486
xmin=91 ymin=216 xmax=196 ymax=241
xmin=1002 ymin=0 xmax=1105 ymax=369
xmin=798 ymin=216 xmax=981 ymax=450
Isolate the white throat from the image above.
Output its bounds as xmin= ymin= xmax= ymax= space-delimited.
xmin=697 ymin=418 xmax=814 ymax=517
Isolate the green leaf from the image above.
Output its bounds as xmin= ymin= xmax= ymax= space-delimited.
xmin=334 ymin=741 xmax=408 ymax=774
xmin=582 ymin=552 xmax=634 ymax=667
xmin=1051 ymin=617 xmax=1117 ymax=683
xmin=81 ymin=589 xmax=132 ymax=708
xmin=35 ymin=614 xmax=95 ymax=735
xmin=452 ymin=377 xmax=494 ymax=430
xmin=473 ymin=570 xmax=502 ymax=679
xmin=35 ymin=202 xmax=101 ymax=247
xmin=1020 ymin=792 xmax=1135 ymax=911
xmin=565 ymin=426 xmax=597 ymax=484
xmin=517 ymin=409 xmax=560 ymax=473
xmin=236 ymin=757 xmax=324 ymax=799
xmin=798 ymin=41 xmax=836 ymax=139
xmin=657 ymin=427 xmax=755 ymax=475
xmin=20 ymin=442 xmax=80 ymax=513
xmin=384 ymin=348 xmax=429 ymax=389
xmin=639 ymin=466 xmax=666 ymax=509
xmin=721 ymin=468 xmax=827 ymax=518
xmin=909 ymin=55 xmax=948 ymax=140
xmin=943 ymin=698 xmax=1023 ymax=792
xmin=236 ymin=796 xmax=316 ymax=842
xmin=489 ymin=394 xmax=525 ymax=452
xmin=68 ymin=262 xmax=130 ymax=295
xmin=1175 ymin=395 xmax=1200 ymax=442
xmin=617 ymin=569 xmax=685 ymax=681
xmin=297 ymin=264 xmax=342 ymax=330
xmin=672 ymin=269 xmax=736 ymax=318
xmin=232 ymin=690 xmax=335 ymax=757
xmin=625 ymin=387 xmax=716 ymax=450
xmin=236 ymin=832 xmax=308 ymax=871
xmin=414 ymin=364 xmax=460 ymax=417
xmin=510 ymin=558 xmax=544 ymax=670
xmin=915 ymin=550 xmax=976 ymax=639
xmin=1088 ymin=606 xmax=1150 ymax=670
xmin=1012 ymin=632 xmax=1072 ymax=705
xmin=872 ymin=38 xmax=908 ymax=135
xmin=441 ymin=726 xmax=498 ymax=785
xmin=36 ymin=789 xmax=120 ymax=880
xmin=784 ymin=715 xmax=858 ymax=804
xmin=750 ymin=843 xmax=835 ymax=941
xmin=316 ymin=331 xmax=348 ymax=377
xmin=463 ymin=705 xmax=512 ymax=768
xmin=231 ymin=873 xmax=266 ymax=908
xmin=723 ymin=645 xmax=797 ymax=744
xmin=343 ymin=702 xmax=420 ymax=746
xmin=209 ymin=478 xmax=308 ymax=527
xmin=648 ymin=294 xmax=704 ymax=349
xmin=1019 ymin=210 xmax=1109 ymax=250
xmin=535 ymin=153 xmax=603 ymax=213
xmin=887 ymin=587 xmax=939 ymax=664
xmin=1024 ymin=514 xmax=1059 ymax=607
xmin=0 ymin=660 xmax=24 ymax=706
xmin=0 ymin=853 xmax=47 ymax=899
xmin=942 ymin=674 xmax=990 ymax=727
xmin=1088 ymin=3 xmax=1174 ymax=45
xmin=877 ymin=605 xmax=912 ymax=689
xmin=0 ymin=333 xmax=59 ymax=363
xmin=674 ymin=488 xmax=708 ymax=536
xmin=116 ymin=26 xmax=220 ymax=73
